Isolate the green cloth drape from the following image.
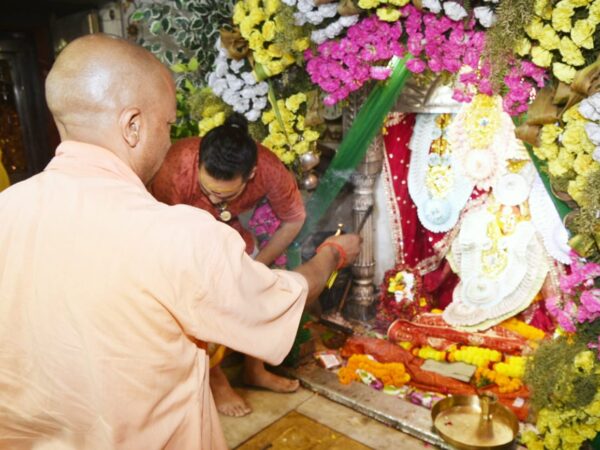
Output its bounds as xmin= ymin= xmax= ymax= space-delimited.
xmin=287 ymin=55 xmax=412 ymax=268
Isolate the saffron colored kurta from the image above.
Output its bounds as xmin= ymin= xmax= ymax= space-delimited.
xmin=0 ymin=141 xmax=308 ymax=449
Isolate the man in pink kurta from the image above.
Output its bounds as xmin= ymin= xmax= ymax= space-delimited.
xmin=0 ymin=34 xmax=361 ymax=449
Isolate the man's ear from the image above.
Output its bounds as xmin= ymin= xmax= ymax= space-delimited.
xmin=248 ymin=166 xmax=257 ymax=180
xmin=119 ymin=107 xmax=142 ymax=148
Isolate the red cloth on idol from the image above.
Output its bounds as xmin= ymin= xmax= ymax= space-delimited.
xmin=382 ymin=114 xmax=459 ymax=308
xmin=150 ymin=137 xmax=306 ymax=253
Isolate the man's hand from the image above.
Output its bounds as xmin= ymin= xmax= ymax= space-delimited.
xmin=321 ymin=233 xmax=362 ymax=268
xmin=293 ymin=233 xmax=362 ymax=304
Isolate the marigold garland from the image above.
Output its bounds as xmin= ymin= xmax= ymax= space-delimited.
xmin=337 ymin=354 xmax=411 ymax=387
xmin=500 ymin=317 xmax=547 ymax=341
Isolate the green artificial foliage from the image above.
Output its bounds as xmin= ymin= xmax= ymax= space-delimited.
xmin=524 ymin=338 xmax=600 ymax=413
xmin=483 ymin=0 xmax=536 ymax=91
xmin=130 ymin=0 xmax=235 ymax=87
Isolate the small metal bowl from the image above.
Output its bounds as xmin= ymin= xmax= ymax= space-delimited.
xmin=431 ymin=393 xmax=519 ymax=450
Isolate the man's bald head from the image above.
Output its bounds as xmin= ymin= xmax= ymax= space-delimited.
xmin=46 ymin=34 xmax=177 ymax=183
xmin=46 ymin=33 xmax=171 ymax=141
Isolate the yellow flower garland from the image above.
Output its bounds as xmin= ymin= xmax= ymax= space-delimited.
xmin=261 ymin=92 xmax=320 ymax=166
xmin=338 ymin=354 xmax=411 ymax=387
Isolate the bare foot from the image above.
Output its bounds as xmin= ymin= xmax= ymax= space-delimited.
xmin=209 ymin=365 xmax=251 ymax=417
xmin=243 ymin=357 xmax=300 ymax=393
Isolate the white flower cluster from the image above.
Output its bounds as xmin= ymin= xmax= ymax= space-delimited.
xmin=580 ymin=93 xmax=600 ymax=162
xmin=421 ymin=0 xmax=497 ymax=28
xmin=282 ymin=0 xmax=359 ymax=44
xmin=207 ymin=40 xmax=269 ymax=122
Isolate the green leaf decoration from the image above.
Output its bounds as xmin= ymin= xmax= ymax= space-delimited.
xmin=165 ymin=50 xmax=174 ymax=65
xmin=149 ymin=20 xmax=162 ymax=35
xmin=187 ymin=57 xmax=199 ymax=72
xmin=130 ymin=10 xmax=145 ymax=22
xmin=171 ymin=63 xmax=187 ymax=73
xmin=161 ymin=18 xmax=172 ymax=33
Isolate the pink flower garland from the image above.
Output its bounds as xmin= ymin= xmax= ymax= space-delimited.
xmin=545 ymin=252 xmax=600 ymax=333
xmin=304 ymin=5 xmax=548 ymax=115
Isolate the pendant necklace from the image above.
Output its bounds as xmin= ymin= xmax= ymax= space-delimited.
xmin=217 ymin=202 xmax=232 ymax=222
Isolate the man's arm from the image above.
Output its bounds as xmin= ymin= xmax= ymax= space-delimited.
xmin=293 ymin=233 xmax=361 ymax=304
xmin=254 ymin=218 xmax=305 ymax=266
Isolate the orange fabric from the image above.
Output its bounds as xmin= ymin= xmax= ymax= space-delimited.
xmin=150 ymin=137 xmax=306 ymax=254
xmin=0 ymin=141 xmax=308 ymax=449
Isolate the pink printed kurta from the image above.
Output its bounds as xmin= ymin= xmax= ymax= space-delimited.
xmin=0 ymin=141 xmax=308 ymax=449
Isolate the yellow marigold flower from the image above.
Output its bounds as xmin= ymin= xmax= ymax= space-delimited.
xmin=248 ymin=8 xmax=266 ymax=27
xmin=296 ymin=115 xmax=305 ymax=131
xmin=514 ymin=37 xmax=532 ymax=56
xmin=288 ymin=133 xmax=299 ymax=145
xmin=199 ymin=112 xmax=226 ymax=136
xmin=574 ymin=350 xmax=595 ymax=373
xmin=248 ymin=0 xmax=260 ymax=10
xmin=552 ymin=3 xmax=575 ymax=32
xmin=563 ymin=104 xmax=584 ymax=122
xmin=233 ymin=3 xmax=247 ymax=25
xmin=266 ymin=43 xmax=283 ymax=58
xmin=533 ymin=143 xmax=559 ymax=160
xmin=562 ymin=125 xmax=584 ymax=150
xmin=248 ymin=30 xmax=264 ymax=50
xmin=589 ymin=0 xmax=600 ymax=24
xmin=543 ymin=430 xmax=561 ymax=449
xmin=262 ymin=109 xmax=275 ymax=124
xmin=539 ymin=25 xmax=561 ymax=49
xmin=557 ymin=147 xmax=576 ymax=167
xmin=264 ymin=0 xmax=280 ymax=16
xmin=559 ymin=36 xmax=585 ymax=66
xmin=294 ymin=140 xmax=310 ymax=154
xmin=304 ymin=129 xmax=320 ymax=142
xmin=285 ymin=93 xmax=306 ymax=112
xmin=531 ymin=46 xmax=554 ymax=67
xmin=389 ymin=0 xmax=409 ymax=4
xmin=525 ymin=16 xmax=544 ymax=39
xmin=548 ymin=158 xmax=570 ymax=176
xmin=253 ymin=49 xmax=269 ymax=65
xmin=266 ymin=61 xmax=284 ymax=76
xmin=270 ymin=132 xmax=287 ymax=147
xmin=377 ymin=6 xmax=402 ymax=21
xmin=239 ymin=20 xmax=254 ymax=38
xmin=522 ymin=431 xmax=545 ymax=450
xmin=535 ymin=0 xmax=553 ymax=19
xmin=292 ymin=37 xmax=310 ymax=52
xmin=573 ymin=153 xmax=595 ymax=175
xmin=358 ymin=0 xmax=381 ymax=8
xmin=569 ymin=0 xmax=593 ymax=6
xmin=571 ymin=19 xmax=596 ymax=49
xmin=553 ymin=61 xmax=577 ymax=83
xmin=262 ymin=20 xmax=276 ymax=41
xmin=281 ymin=151 xmax=296 ymax=165
xmin=540 ymin=123 xmax=562 ymax=144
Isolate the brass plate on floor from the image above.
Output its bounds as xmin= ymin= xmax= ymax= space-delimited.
xmin=236 ymin=410 xmax=371 ymax=450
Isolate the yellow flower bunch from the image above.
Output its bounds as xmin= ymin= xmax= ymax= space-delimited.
xmin=413 ymin=345 xmax=447 ymax=362
xmin=500 ymin=317 xmax=546 ymax=341
xmin=261 ymin=92 xmax=320 ymax=166
xmin=522 ymin=395 xmax=600 ymax=450
xmin=357 ymin=0 xmax=409 ymax=21
xmin=337 ymin=354 xmax=411 ymax=387
xmin=447 ymin=345 xmax=502 ymax=367
xmin=532 ymin=104 xmax=600 ymax=205
xmin=233 ymin=0 xmax=309 ymax=78
xmin=199 ymin=112 xmax=227 ymax=137
xmin=520 ymin=0 xmax=600 ymax=83
xmin=387 ymin=271 xmax=408 ymax=293
xmin=493 ymin=355 xmax=528 ymax=379
xmin=476 ymin=367 xmax=524 ymax=393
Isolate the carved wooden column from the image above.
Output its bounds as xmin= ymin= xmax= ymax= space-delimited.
xmin=342 ymin=90 xmax=384 ymax=322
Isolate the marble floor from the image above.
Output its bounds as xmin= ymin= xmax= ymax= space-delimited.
xmin=220 ymin=385 xmax=436 ymax=449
